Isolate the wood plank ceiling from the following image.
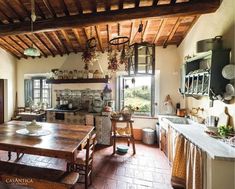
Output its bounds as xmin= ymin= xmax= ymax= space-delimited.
xmin=0 ymin=0 xmax=220 ymax=59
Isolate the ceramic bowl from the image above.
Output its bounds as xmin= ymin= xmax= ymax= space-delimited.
xmin=117 ymin=145 xmax=129 ymax=153
xmin=26 ymin=120 xmax=42 ymax=134
xmin=205 ymin=126 xmax=218 ymax=133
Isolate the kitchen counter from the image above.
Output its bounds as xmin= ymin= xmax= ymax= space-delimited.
xmin=158 ymin=115 xmax=235 ymax=161
xmin=159 ymin=115 xmax=235 ymax=189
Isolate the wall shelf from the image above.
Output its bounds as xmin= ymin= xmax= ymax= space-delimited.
xmin=46 ymin=78 xmax=109 ymax=84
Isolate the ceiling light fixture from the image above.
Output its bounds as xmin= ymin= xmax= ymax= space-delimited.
xmin=128 ymin=22 xmax=155 ymax=75
xmin=24 ymin=0 xmax=40 ymax=57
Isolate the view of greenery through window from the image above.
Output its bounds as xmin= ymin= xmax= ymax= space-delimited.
xmin=123 ymin=76 xmax=152 ymax=116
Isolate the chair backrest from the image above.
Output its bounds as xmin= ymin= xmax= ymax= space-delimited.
xmin=17 ymin=107 xmax=25 ymax=113
xmin=85 ymin=133 xmax=96 ymax=164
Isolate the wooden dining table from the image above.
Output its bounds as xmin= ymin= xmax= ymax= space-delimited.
xmin=0 ymin=121 xmax=94 ymax=162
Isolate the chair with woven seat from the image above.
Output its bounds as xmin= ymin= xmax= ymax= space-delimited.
xmin=67 ymin=133 xmax=96 ymax=189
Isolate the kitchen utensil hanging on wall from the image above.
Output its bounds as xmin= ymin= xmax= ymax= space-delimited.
xmin=196 ymin=36 xmax=223 ymax=53
xmin=223 ymin=83 xmax=235 ymax=101
xmin=222 ymin=64 xmax=235 ymax=80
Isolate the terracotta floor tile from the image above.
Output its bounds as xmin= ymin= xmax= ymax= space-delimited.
xmin=133 ymin=178 xmax=153 ymax=187
xmin=0 ymin=141 xmax=172 ymax=189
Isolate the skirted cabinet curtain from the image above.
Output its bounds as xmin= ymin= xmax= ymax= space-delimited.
xmin=171 ymin=133 xmax=204 ymax=189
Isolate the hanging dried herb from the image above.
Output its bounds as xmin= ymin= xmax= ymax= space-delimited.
xmin=107 ymin=50 xmax=119 ymax=71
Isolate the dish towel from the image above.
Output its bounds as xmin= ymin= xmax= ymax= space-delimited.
xmin=171 ymin=134 xmax=188 ymax=188
xmin=186 ymin=142 xmax=203 ymax=189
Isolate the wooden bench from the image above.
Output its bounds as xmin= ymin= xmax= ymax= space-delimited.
xmin=0 ymin=161 xmax=79 ymax=189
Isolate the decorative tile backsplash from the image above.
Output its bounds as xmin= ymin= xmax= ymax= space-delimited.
xmin=54 ymin=88 xmax=112 ymax=112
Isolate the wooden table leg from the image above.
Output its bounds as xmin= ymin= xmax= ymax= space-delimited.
xmin=16 ymin=153 xmax=24 ymax=160
xmin=8 ymin=151 xmax=11 ymax=161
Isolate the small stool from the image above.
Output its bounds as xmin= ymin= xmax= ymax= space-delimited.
xmin=110 ymin=118 xmax=136 ymax=155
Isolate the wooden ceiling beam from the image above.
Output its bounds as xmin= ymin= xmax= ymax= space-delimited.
xmin=43 ymin=32 xmax=63 ymax=56
xmin=16 ymin=0 xmax=31 ymax=19
xmin=42 ymin=0 xmax=57 ymax=18
xmin=74 ymin=0 xmax=83 ymax=14
xmin=91 ymin=0 xmax=97 ymax=13
xmin=163 ymin=17 xmax=181 ymax=48
xmin=61 ymin=30 xmax=77 ymax=53
xmin=0 ymin=38 xmax=22 ymax=58
xmin=119 ymin=0 xmax=124 ymax=10
xmin=83 ymin=28 xmax=89 ymax=41
xmin=152 ymin=0 xmax=159 ymax=6
xmin=15 ymin=35 xmax=30 ymax=48
xmin=35 ymin=2 xmax=46 ymax=19
xmin=72 ymin=29 xmax=83 ymax=50
xmin=6 ymin=36 xmax=25 ymax=52
xmin=59 ymin=0 xmax=70 ymax=16
xmin=34 ymin=33 xmax=55 ymax=56
xmin=143 ymin=20 xmax=149 ymax=41
xmin=51 ymin=31 xmax=69 ymax=54
xmin=105 ymin=0 xmax=111 ymax=11
xmin=107 ymin=24 xmax=110 ymax=43
xmin=177 ymin=15 xmax=199 ymax=46
xmin=95 ymin=26 xmax=104 ymax=53
xmin=117 ymin=23 xmax=120 ymax=51
xmin=0 ymin=38 xmax=21 ymax=59
xmin=0 ymin=8 xmax=14 ymax=23
xmin=129 ymin=21 xmax=134 ymax=45
xmin=4 ymin=1 xmax=24 ymax=22
xmin=135 ymin=0 xmax=141 ymax=8
xmin=0 ymin=0 xmax=220 ymax=37
xmin=153 ymin=19 xmax=165 ymax=44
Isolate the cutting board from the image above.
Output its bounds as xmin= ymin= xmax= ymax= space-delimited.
xmin=217 ymin=109 xmax=229 ymax=126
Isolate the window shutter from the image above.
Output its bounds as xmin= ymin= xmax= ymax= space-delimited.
xmin=24 ymin=79 xmax=33 ymax=107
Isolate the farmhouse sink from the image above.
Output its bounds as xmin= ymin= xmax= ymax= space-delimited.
xmin=165 ymin=117 xmax=189 ymax=124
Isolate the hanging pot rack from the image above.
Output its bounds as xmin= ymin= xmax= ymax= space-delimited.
xmin=109 ymin=36 xmax=129 ymax=46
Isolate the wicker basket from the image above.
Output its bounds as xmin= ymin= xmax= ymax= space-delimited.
xmin=111 ymin=114 xmax=122 ymax=120
xmin=122 ymin=113 xmax=132 ymax=120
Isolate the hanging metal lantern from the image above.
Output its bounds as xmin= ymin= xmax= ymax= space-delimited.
xmin=128 ymin=42 xmax=155 ymax=75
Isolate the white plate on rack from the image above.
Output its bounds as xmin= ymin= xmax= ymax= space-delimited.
xmin=16 ymin=129 xmax=51 ymax=137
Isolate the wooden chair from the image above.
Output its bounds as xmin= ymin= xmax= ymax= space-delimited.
xmin=67 ymin=133 xmax=96 ymax=189
xmin=111 ymin=118 xmax=136 ymax=155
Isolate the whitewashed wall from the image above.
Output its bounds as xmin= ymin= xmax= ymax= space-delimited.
xmin=0 ymin=49 xmax=17 ymax=121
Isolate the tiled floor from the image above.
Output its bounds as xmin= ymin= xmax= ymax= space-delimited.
xmin=0 ymin=141 xmax=173 ymax=189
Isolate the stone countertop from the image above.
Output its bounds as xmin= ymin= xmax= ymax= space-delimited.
xmin=158 ymin=115 xmax=235 ymax=161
